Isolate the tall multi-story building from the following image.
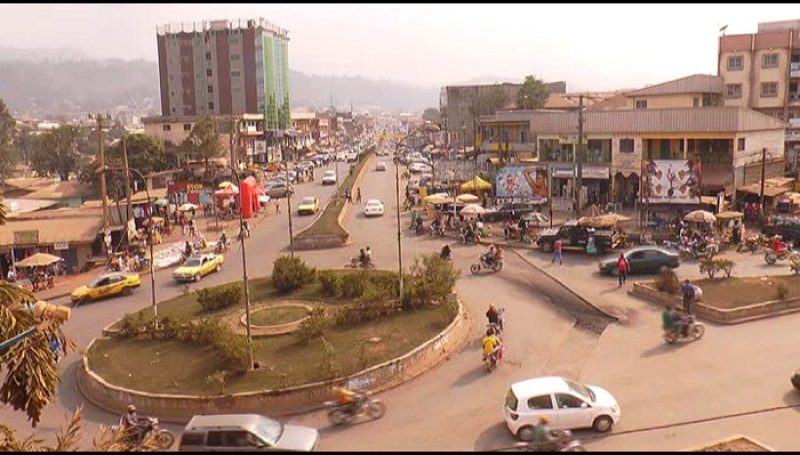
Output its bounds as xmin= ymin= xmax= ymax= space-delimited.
xmin=156 ymin=18 xmax=291 ymax=130
xmin=718 ymin=20 xmax=800 ymax=167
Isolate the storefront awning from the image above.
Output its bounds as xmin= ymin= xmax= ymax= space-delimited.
xmin=736 ymin=184 xmax=789 ymax=198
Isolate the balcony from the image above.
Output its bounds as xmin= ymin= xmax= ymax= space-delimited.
xmin=791 ymin=62 xmax=800 ymax=78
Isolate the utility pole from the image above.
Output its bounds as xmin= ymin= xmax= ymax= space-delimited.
xmin=122 ymin=137 xmax=133 ymax=221
xmin=95 ymin=114 xmax=109 ymax=229
xmin=575 ymin=94 xmax=584 ymax=218
xmin=759 ymin=147 xmax=767 ymax=220
xmin=286 ymin=158 xmax=295 ymax=259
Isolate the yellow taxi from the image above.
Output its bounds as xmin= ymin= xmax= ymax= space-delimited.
xmin=71 ymin=272 xmax=142 ymax=305
xmin=173 ymin=253 xmax=225 ymax=282
xmin=297 ymin=196 xmax=321 ymax=215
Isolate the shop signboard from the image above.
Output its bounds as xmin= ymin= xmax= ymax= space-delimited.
xmin=168 ymin=182 xmax=207 ymax=206
xmin=254 ymin=140 xmax=267 ymax=155
xmin=642 ymin=159 xmax=701 ymax=204
xmin=13 ymin=230 xmax=39 ymax=245
xmin=582 ymin=166 xmax=610 ymax=179
xmin=495 ymin=165 xmax=548 ymax=203
xmin=54 ymin=242 xmax=69 ymax=251
xmin=551 ymin=165 xmax=576 ymax=178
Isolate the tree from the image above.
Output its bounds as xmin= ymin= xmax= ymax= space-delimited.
xmin=179 ymin=116 xmax=223 ymax=182
xmin=422 ymin=108 xmax=441 ymax=124
xmin=517 ymin=75 xmax=551 ymax=110
xmin=29 ymin=125 xmax=87 ymax=181
xmin=79 ymin=133 xmax=168 ymax=199
xmin=0 ymin=199 xmax=74 ymax=427
xmin=0 ymin=99 xmax=17 ymax=179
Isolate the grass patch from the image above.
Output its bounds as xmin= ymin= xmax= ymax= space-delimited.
xmin=250 ymin=306 xmax=309 ymax=327
xmin=296 ymin=149 xmax=374 ymax=238
xmin=89 ymin=303 xmax=453 ymax=394
xmin=677 ymin=275 xmax=800 ymax=310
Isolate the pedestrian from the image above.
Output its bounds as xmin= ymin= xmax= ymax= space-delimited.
xmin=681 ymin=279 xmax=696 ymax=314
xmin=188 ymin=218 xmax=196 ymax=237
xmin=275 ymin=200 xmax=281 ymax=214
xmin=616 ymin=253 xmax=630 ymax=286
xmin=345 ymin=189 xmax=352 ymax=203
xmin=551 ymin=239 xmax=563 ymax=265
xmin=243 ymin=220 xmax=250 ymax=238
xmin=357 ymin=187 xmax=362 ymax=203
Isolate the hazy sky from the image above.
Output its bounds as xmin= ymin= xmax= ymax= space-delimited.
xmin=3 ymin=3 xmax=800 ymax=91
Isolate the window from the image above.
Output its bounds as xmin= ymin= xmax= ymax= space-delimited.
xmin=635 ymin=99 xmax=647 ymax=109
xmin=527 ymin=395 xmax=554 ymax=410
xmin=763 ymin=53 xmax=779 ymax=68
xmin=205 ymin=52 xmax=211 ymax=60
xmin=619 ymin=138 xmax=634 ymax=153
xmin=520 ymin=129 xmax=529 ymax=143
xmin=205 ymin=431 xmax=225 ymax=447
xmin=231 ymin=54 xmax=240 ymax=61
xmin=693 ymin=97 xmax=700 ymax=107
xmin=761 ymin=82 xmax=778 ymax=97
xmin=208 ymin=101 xmax=214 ymax=110
xmin=179 ymin=432 xmax=205 ymax=446
xmin=727 ymin=55 xmax=744 ymax=71
xmin=725 ymin=84 xmax=742 ymax=99
xmin=162 ymin=124 xmax=171 ymax=131
xmin=207 ymin=85 xmax=213 ymax=93
xmin=555 ymin=393 xmax=587 ymax=409
xmin=231 ymin=71 xmax=241 ymax=77
xmin=183 ymin=123 xmax=192 ymax=131
xmin=738 ymin=138 xmax=745 ymax=151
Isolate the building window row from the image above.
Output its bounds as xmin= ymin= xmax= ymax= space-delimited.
xmin=619 ymin=138 xmax=634 ymax=153
xmin=761 ymin=82 xmax=778 ymax=98
xmin=763 ymin=53 xmax=779 ymax=68
xmin=728 ymin=55 xmax=744 ymax=71
xmin=634 ymin=99 xmax=648 ymax=109
xmin=725 ymin=83 xmax=742 ymax=99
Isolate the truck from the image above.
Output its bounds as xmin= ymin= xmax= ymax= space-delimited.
xmin=535 ymin=220 xmax=621 ymax=255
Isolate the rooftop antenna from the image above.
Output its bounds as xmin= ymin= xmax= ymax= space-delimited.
xmin=720 ymin=24 xmax=728 ymax=36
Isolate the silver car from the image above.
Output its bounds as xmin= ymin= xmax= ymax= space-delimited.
xmin=179 ymin=414 xmax=320 ymax=452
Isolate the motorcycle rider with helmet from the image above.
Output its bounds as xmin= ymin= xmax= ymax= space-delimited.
xmin=486 ymin=303 xmax=503 ymax=334
xmin=530 ymin=416 xmax=558 ymax=450
xmin=439 ymin=244 xmax=452 ymax=261
xmin=772 ymin=235 xmax=788 ymax=255
xmin=333 ymin=386 xmax=359 ymax=415
xmin=120 ymin=405 xmax=148 ymax=444
xmin=482 ymin=328 xmax=502 ymax=363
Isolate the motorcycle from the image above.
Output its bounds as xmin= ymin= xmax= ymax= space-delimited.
xmin=487 ymin=308 xmax=505 ymax=336
xmin=484 ymin=344 xmax=503 ymax=372
xmin=664 ymin=314 xmax=705 ymax=344
xmin=765 ymin=243 xmax=796 ymax=264
xmin=459 ymin=230 xmax=481 ymax=245
xmin=515 ymin=430 xmax=586 ymax=452
xmin=429 ymin=223 xmax=445 ymax=237
xmin=410 ymin=219 xmax=425 ymax=236
xmin=324 ymin=391 xmax=386 ymax=425
xmin=345 ymin=256 xmax=375 ymax=269
xmin=471 ymin=253 xmax=503 ymax=274
xmin=737 ymin=234 xmax=765 ymax=253
xmin=112 ymin=417 xmax=175 ymax=450
xmin=214 ymin=238 xmax=230 ymax=253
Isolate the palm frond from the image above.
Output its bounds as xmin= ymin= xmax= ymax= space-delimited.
xmin=52 ymin=405 xmax=84 ymax=451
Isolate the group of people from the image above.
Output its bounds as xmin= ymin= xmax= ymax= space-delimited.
xmin=502 ymin=216 xmax=531 ymax=241
xmin=481 ymin=244 xmax=504 ymax=267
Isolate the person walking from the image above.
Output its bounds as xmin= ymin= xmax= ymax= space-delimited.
xmin=681 ymin=279 xmax=696 ymax=314
xmin=616 ymin=253 xmax=630 ymax=286
xmin=551 ymin=239 xmax=563 ymax=265
xmin=357 ymin=187 xmax=362 ymax=203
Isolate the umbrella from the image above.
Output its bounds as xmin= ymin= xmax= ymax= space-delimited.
xmin=455 ymin=193 xmax=480 ymax=203
xmin=154 ymin=198 xmax=169 ymax=207
xmin=578 ymin=213 xmax=631 ymax=227
xmin=684 ymin=210 xmax=716 ymax=223
xmin=218 ymin=181 xmax=239 ymax=192
xmin=460 ymin=204 xmax=487 ymax=215
xmin=424 ymin=195 xmax=453 ymax=205
xmin=715 ymin=211 xmax=744 ymax=220
xmin=179 ymin=203 xmax=198 ymax=212
xmin=461 ymin=176 xmax=492 ymax=192
xmin=16 ymin=253 xmax=63 ymax=268
xmin=214 ymin=187 xmax=238 ymax=197
xmin=258 ymin=195 xmax=271 ymax=204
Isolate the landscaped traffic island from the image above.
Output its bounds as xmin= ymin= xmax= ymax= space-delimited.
xmin=79 ymin=255 xmax=468 ymax=421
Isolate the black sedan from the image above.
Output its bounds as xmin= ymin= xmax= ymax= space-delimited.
xmin=598 ymin=246 xmax=680 ymax=276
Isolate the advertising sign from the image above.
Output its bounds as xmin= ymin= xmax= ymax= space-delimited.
xmin=582 ymin=166 xmax=610 ymax=179
xmin=433 ymin=160 xmax=480 ymax=182
xmin=551 ymin=165 xmax=575 ymax=178
xmin=13 ymin=230 xmax=39 ymax=245
xmin=643 ymin=159 xmax=701 ymax=204
xmin=255 ymin=140 xmax=267 ymax=155
xmin=54 ymin=242 xmax=69 ymax=251
xmin=495 ymin=165 xmax=548 ymax=203
xmin=168 ymin=182 xmax=207 ymax=205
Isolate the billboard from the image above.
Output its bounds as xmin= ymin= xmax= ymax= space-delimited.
xmin=495 ymin=165 xmax=548 ymax=203
xmin=643 ymin=159 xmax=701 ymax=204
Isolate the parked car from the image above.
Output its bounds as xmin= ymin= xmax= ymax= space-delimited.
xmin=364 ymin=199 xmax=385 ymax=217
xmin=408 ymin=162 xmax=432 ymax=174
xmin=336 ymin=152 xmax=347 ymax=161
xmin=484 ymin=203 xmax=538 ymax=222
xmin=598 ymin=246 xmax=679 ymax=276
xmin=70 ymin=272 xmax=141 ymax=305
xmin=322 ymin=170 xmax=337 ymax=185
xmin=266 ymin=182 xmax=294 ymax=198
xmin=345 ymin=152 xmax=358 ymax=162
xmin=536 ymin=220 xmax=620 ymax=255
xmin=173 ymin=253 xmax=224 ymax=283
xmin=504 ymin=376 xmax=621 ymax=441
xmin=178 ymin=414 xmax=319 ymax=452
xmin=375 ymin=162 xmax=387 ymax=171
xmin=297 ymin=196 xmax=321 ymax=215
xmin=762 ymin=218 xmax=800 ymax=244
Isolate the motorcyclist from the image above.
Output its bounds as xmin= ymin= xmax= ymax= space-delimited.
xmin=662 ymin=305 xmax=678 ymax=335
xmin=439 ymin=244 xmax=452 ymax=261
xmin=493 ymin=244 xmax=504 ymax=264
xmin=482 ymin=328 xmax=502 ymax=362
xmin=531 ymin=416 xmax=557 ymax=450
xmin=218 ymin=231 xmax=228 ymax=252
xmin=120 ymin=404 xmax=147 ymax=444
xmin=184 ymin=241 xmax=193 ymax=259
xmin=486 ymin=303 xmax=503 ymax=333
xmin=364 ymin=247 xmax=373 ymax=266
xmin=333 ymin=386 xmax=359 ymax=415
xmin=358 ymin=248 xmax=367 ymax=266
xmin=482 ymin=244 xmax=497 ymax=266
xmin=431 ymin=216 xmax=443 ymax=234
xmin=772 ymin=235 xmax=788 ymax=255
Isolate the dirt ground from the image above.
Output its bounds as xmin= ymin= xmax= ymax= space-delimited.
xmin=695 ymin=436 xmax=772 ymax=452
xmin=693 ymin=275 xmax=800 ymax=309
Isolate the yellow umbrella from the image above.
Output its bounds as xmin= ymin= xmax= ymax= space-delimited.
xmin=424 ymin=195 xmax=453 ymax=205
xmin=461 ymin=176 xmax=492 ymax=192
xmin=16 ymin=252 xmax=63 ymax=268
xmin=715 ymin=211 xmax=744 ymax=220
xmin=456 ymin=193 xmax=480 ymax=203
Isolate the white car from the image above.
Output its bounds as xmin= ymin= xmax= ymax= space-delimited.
xmin=345 ymin=152 xmax=358 ymax=162
xmin=363 ymin=199 xmax=385 ymax=217
xmin=408 ymin=162 xmax=432 ymax=174
xmin=504 ymin=376 xmax=621 ymax=440
xmin=375 ymin=162 xmax=387 ymax=171
xmin=322 ymin=170 xmax=337 ymax=185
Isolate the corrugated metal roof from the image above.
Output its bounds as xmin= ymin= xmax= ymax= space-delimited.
xmin=625 ymin=74 xmax=722 ymax=97
xmin=529 ymin=107 xmax=786 ymax=135
xmin=0 ymin=216 xmax=103 ymax=246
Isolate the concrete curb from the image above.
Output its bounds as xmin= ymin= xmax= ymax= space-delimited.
xmin=683 ymin=434 xmax=775 ymax=452
xmin=338 ymin=151 xmax=376 ymax=244
xmin=508 ymin=248 xmax=619 ymax=322
xmin=78 ymin=298 xmax=470 ymax=423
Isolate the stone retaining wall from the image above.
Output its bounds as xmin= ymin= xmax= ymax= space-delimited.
xmin=631 ymin=282 xmax=800 ymax=324
xmin=78 ymin=299 xmax=470 ymax=423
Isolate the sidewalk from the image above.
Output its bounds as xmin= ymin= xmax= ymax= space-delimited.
xmin=34 ymin=205 xmax=276 ymax=302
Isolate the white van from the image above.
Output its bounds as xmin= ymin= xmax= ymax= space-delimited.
xmin=178 ymin=414 xmax=320 ymax=452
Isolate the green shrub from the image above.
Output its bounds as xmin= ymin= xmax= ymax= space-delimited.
xmin=205 ymin=370 xmax=229 ymax=395
xmin=320 ymin=336 xmax=337 ymax=380
xmin=319 ymin=270 xmax=341 ymax=297
xmin=196 ymin=283 xmax=242 ymax=313
xmin=115 ymin=312 xmax=153 ymax=339
xmin=157 ymin=317 xmax=180 ymax=339
xmin=340 ymin=270 xmax=369 ymax=298
xmin=272 ymin=255 xmax=316 ymax=293
xmin=181 ymin=318 xmax=226 ymax=343
xmin=654 ymin=267 xmax=681 ymax=295
xmin=335 ymin=299 xmax=400 ymax=327
xmin=366 ymin=271 xmax=400 ymax=299
xmin=216 ymin=333 xmax=251 ymax=374
xmin=402 ymin=254 xmax=459 ymax=310
xmin=295 ymin=307 xmax=326 ymax=345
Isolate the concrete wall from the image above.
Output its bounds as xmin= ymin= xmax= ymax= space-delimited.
xmin=732 ymin=129 xmax=786 ymax=167
xmin=751 ymin=48 xmax=790 ymax=109
xmin=626 ymin=94 xmax=701 ymax=109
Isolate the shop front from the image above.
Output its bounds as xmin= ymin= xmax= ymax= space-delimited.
xmin=581 ymin=165 xmax=611 ymax=207
xmin=550 ymin=164 xmax=575 ymax=213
